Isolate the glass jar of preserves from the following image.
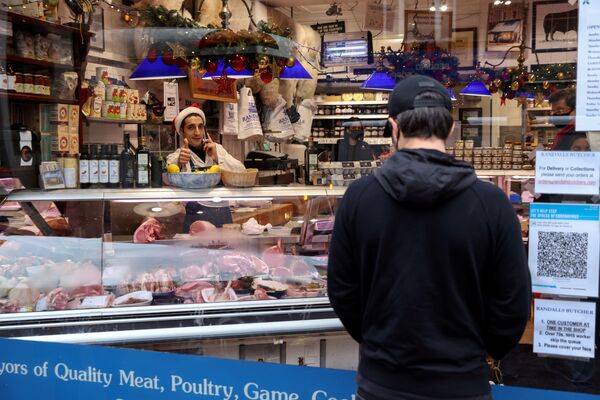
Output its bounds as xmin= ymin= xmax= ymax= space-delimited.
xmin=23 ymin=73 xmax=34 ymax=94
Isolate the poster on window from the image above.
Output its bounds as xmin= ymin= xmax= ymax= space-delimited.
xmin=528 ymin=203 xmax=600 ymax=298
xmin=163 ymin=82 xmax=179 ymax=122
xmin=486 ymin=0 xmax=524 ymax=52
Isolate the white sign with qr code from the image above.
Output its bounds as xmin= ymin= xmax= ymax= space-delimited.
xmin=534 ymin=299 xmax=596 ymax=359
xmin=535 ymin=151 xmax=600 ymax=196
xmin=529 ymin=203 xmax=600 ymax=297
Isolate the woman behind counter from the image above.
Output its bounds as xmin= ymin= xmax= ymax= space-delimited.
xmin=167 ymin=105 xmax=245 ymax=172
xmin=167 ymin=105 xmax=245 ymax=229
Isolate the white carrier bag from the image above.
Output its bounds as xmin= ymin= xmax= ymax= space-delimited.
xmin=237 ymin=87 xmax=263 ymax=141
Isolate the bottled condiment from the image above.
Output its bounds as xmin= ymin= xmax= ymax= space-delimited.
xmin=108 ymin=143 xmax=120 ymax=188
xmin=89 ymin=144 xmax=100 ymax=186
xmin=23 ymin=73 xmax=34 ymax=94
xmin=34 ymin=74 xmax=44 ymax=95
xmin=120 ymin=133 xmax=135 ymax=188
xmin=98 ymin=144 xmax=110 ymax=187
xmin=305 ymin=137 xmax=318 ymax=185
xmin=135 ymin=136 xmax=150 ymax=188
xmin=15 ymin=72 xmax=24 ymax=93
xmin=79 ymin=144 xmax=90 ymax=188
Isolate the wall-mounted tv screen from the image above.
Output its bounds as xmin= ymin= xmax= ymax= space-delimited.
xmin=321 ymin=31 xmax=373 ymax=67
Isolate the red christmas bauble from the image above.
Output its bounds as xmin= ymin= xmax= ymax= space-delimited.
xmin=206 ymin=60 xmax=218 ymax=74
xmin=507 ymin=92 xmax=515 ymax=100
xmin=230 ymin=54 xmax=247 ymax=72
xmin=162 ymin=50 xmax=175 ymax=65
xmin=489 ymin=85 xmax=498 ymax=94
xmin=147 ymin=48 xmax=158 ymax=63
xmin=176 ymin=57 xmax=188 ymax=69
xmin=260 ymin=70 xmax=273 ymax=84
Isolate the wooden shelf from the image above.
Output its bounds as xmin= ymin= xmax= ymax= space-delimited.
xmin=0 ymin=92 xmax=78 ymax=104
xmin=315 ymin=100 xmax=388 ymax=106
xmin=2 ymin=11 xmax=92 ymax=37
xmin=0 ymin=54 xmax=74 ymax=69
xmin=313 ymin=114 xmax=388 ymax=120
xmin=85 ymin=117 xmax=144 ymax=124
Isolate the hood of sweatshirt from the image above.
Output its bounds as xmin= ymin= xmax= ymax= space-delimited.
xmin=374 ymin=149 xmax=477 ymax=206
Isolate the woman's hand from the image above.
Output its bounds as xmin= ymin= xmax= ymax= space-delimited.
xmin=204 ymin=135 xmax=219 ymax=163
xmin=179 ymin=138 xmax=192 ymax=167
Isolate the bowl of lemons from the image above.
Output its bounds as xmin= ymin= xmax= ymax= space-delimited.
xmin=165 ymin=164 xmax=221 ymax=189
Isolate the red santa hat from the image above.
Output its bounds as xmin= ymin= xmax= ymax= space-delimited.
xmin=173 ymin=104 xmax=206 ymax=134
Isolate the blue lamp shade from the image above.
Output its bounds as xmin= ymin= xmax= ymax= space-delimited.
xmin=360 ymin=71 xmax=396 ymax=91
xmin=129 ymin=56 xmax=187 ymax=80
xmin=202 ymin=59 xmax=254 ymax=80
xmin=460 ymin=80 xmax=491 ymax=96
xmin=447 ymin=87 xmax=457 ymax=101
xmin=279 ymin=58 xmax=312 ymax=80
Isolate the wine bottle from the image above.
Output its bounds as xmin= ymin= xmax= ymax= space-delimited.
xmin=79 ymin=144 xmax=90 ymax=189
xmin=135 ymin=136 xmax=150 ymax=188
xmin=305 ymin=137 xmax=318 ymax=185
xmin=108 ymin=143 xmax=120 ymax=188
xmin=120 ymin=133 xmax=135 ymax=188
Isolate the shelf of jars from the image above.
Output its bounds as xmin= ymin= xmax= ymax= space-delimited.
xmin=0 ymin=54 xmax=74 ymax=69
xmin=313 ymin=114 xmax=388 ymax=120
xmin=0 ymin=91 xmax=77 ymax=104
xmin=314 ymin=100 xmax=388 ymax=106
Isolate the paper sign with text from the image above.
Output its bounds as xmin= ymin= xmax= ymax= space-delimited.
xmin=576 ymin=0 xmax=600 ymax=131
xmin=535 ymin=151 xmax=600 ymax=195
xmin=529 ymin=203 xmax=600 ymax=297
xmin=534 ymin=298 xmax=596 ymax=359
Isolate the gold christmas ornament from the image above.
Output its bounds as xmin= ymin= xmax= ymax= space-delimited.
xmin=494 ymin=79 xmax=502 ymax=88
xmin=528 ymin=73 xmax=535 ymax=83
xmin=543 ymin=81 xmax=550 ymax=89
xmin=257 ymin=55 xmax=270 ymax=70
xmin=191 ymin=57 xmax=201 ymax=70
xmin=535 ymin=93 xmax=546 ymax=107
xmin=511 ymin=81 xmax=519 ymax=91
xmin=285 ymin=57 xmax=296 ymax=68
xmin=166 ymin=41 xmax=186 ymax=60
xmin=557 ymin=72 xmax=565 ymax=80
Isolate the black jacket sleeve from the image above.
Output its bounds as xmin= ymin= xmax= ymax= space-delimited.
xmin=327 ymin=191 xmax=363 ymax=343
xmin=484 ymin=196 xmax=532 ymax=359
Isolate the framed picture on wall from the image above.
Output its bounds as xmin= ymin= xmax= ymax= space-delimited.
xmin=459 ymin=107 xmax=483 ymax=125
xmin=452 ymin=28 xmax=478 ymax=70
xmin=404 ymin=10 xmax=453 ymax=49
xmin=486 ymin=0 xmax=525 ymax=52
xmin=532 ymin=0 xmax=578 ymax=53
xmin=89 ymin=6 xmax=105 ymax=52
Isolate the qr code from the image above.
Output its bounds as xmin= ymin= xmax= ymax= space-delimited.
xmin=537 ymin=231 xmax=588 ymax=279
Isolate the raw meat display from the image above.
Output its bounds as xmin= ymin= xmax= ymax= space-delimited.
xmin=180 ymin=263 xmax=216 ymax=281
xmin=8 ymin=280 xmax=40 ymax=306
xmin=204 ymin=281 xmax=236 ymax=302
xmin=68 ymin=284 xmax=103 ymax=298
xmin=46 ymin=288 xmax=69 ymax=311
xmin=133 ymin=217 xmax=164 ymax=243
xmin=0 ymin=299 xmax=18 ymax=313
xmin=189 ymin=220 xmax=217 ymax=235
xmin=138 ymin=268 xmax=175 ymax=293
xmin=262 ymin=240 xmax=284 ymax=268
xmin=175 ymin=281 xmax=213 ymax=303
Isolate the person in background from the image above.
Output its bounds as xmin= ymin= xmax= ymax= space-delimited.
xmin=548 ymin=88 xmax=577 ymax=150
xmin=335 ymin=117 xmax=375 ymax=161
xmin=167 ymin=104 xmax=245 ymax=172
xmin=328 ymin=75 xmax=531 ymax=400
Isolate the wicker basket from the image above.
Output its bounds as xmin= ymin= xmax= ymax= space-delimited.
xmin=221 ymin=168 xmax=258 ymax=187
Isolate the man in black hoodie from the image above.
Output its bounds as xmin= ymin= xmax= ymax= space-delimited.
xmin=328 ymin=75 xmax=531 ymax=400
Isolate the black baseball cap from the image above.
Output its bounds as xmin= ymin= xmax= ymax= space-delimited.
xmin=388 ymin=75 xmax=452 ymax=118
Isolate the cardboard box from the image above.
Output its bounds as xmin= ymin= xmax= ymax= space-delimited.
xmin=57 ymin=123 xmax=69 ymax=153
xmin=68 ymin=105 xmax=79 ymax=135
xmin=69 ymin=132 xmax=79 ymax=155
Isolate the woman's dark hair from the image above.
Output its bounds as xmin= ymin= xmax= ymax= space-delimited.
xmin=548 ymin=88 xmax=576 ymax=110
xmin=397 ymin=92 xmax=454 ymax=140
xmin=553 ymin=132 xmax=589 ymax=151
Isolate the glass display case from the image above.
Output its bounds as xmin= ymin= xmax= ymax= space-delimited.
xmin=0 ymin=186 xmax=347 ymax=348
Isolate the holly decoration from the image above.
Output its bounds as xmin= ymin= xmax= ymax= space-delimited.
xmin=147 ymin=48 xmax=158 ymax=63
xmin=229 ymin=54 xmax=247 ymax=72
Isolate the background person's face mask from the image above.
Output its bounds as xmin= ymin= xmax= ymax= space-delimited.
xmin=349 ymin=129 xmax=364 ymax=140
